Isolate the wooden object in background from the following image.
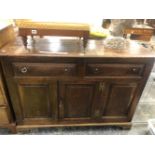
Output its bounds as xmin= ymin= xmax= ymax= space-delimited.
xmin=124 ymin=27 xmax=154 ymax=41
xmin=15 ymin=19 xmax=90 ymax=48
xmin=0 ymin=24 xmax=15 ymax=48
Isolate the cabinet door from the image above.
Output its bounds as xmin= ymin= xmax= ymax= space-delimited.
xmin=58 ymin=81 xmax=103 ymax=120
xmin=102 ymin=82 xmax=139 ymax=122
xmin=9 ymin=78 xmax=58 ymax=124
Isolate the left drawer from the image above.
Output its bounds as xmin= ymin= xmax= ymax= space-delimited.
xmin=0 ymin=106 xmax=10 ymax=123
xmin=12 ymin=63 xmax=78 ymax=77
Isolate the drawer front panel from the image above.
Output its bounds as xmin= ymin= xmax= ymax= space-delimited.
xmin=86 ymin=63 xmax=144 ymax=77
xmin=143 ymin=29 xmax=153 ymax=34
xmin=126 ymin=29 xmax=153 ymax=35
xmin=13 ymin=63 xmax=78 ymax=77
xmin=0 ymin=106 xmax=10 ymax=123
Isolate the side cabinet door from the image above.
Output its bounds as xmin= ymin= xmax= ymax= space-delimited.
xmin=10 ymin=78 xmax=58 ymax=124
xmin=58 ymin=81 xmax=101 ymax=120
xmin=103 ymin=82 xmax=139 ymax=122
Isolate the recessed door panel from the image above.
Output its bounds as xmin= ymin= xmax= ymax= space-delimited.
xmin=12 ymin=78 xmax=57 ymax=123
xmin=18 ymin=84 xmax=51 ymax=118
xmin=104 ymin=83 xmax=138 ymax=117
xmin=59 ymin=81 xmax=99 ymax=120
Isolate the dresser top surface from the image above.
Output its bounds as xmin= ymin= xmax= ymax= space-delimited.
xmin=0 ymin=37 xmax=155 ymax=58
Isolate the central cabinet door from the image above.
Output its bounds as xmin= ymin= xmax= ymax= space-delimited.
xmin=12 ymin=78 xmax=58 ymax=124
xmin=58 ymin=81 xmax=102 ymax=120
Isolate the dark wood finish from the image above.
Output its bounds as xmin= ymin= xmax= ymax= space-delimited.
xmin=103 ymin=82 xmax=138 ymax=119
xmin=19 ymin=29 xmax=89 ymax=48
xmin=13 ymin=63 xmax=78 ymax=77
xmin=58 ymin=81 xmax=100 ymax=120
xmin=16 ymin=122 xmax=132 ymax=132
xmin=7 ymin=78 xmax=58 ymax=124
xmin=86 ymin=63 xmax=144 ymax=77
xmin=0 ymin=38 xmax=154 ymax=133
xmin=1 ymin=56 xmax=154 ymax=131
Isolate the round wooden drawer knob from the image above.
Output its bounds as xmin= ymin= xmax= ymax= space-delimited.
xmin=132 ymin=68 xmax=137 ymax=72
xmin=21 ymin=67 xmax=28 ymax=73
xmin=95 ymin=68 xmax=99 ymax=71
xmin=64 ymin=68 xmax=68 ymax=72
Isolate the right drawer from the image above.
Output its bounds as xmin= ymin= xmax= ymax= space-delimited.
xmin=0 ymin=106 xmax=10 ymax=123
xmin=85 ymin=63 xmax=145 ymax=77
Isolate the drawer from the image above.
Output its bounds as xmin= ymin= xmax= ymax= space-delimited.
xmin=12 ymin=63 xmax=78 ymax=77
xmin=0 ymin=106 xmax=10 ymax=123
xmin=126 ymin=29 xmax=153 ymax=35
xmin=86 ymin=63 xmax=145 ymax=77
xmin=131 ymin=30 xmax=143 ymax=34
xmin=143 ymin=29 xmax=153 ymax=35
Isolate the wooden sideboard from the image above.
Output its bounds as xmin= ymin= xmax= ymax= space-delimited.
xmin=0 ymin=37 xmax=154 ymax=133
